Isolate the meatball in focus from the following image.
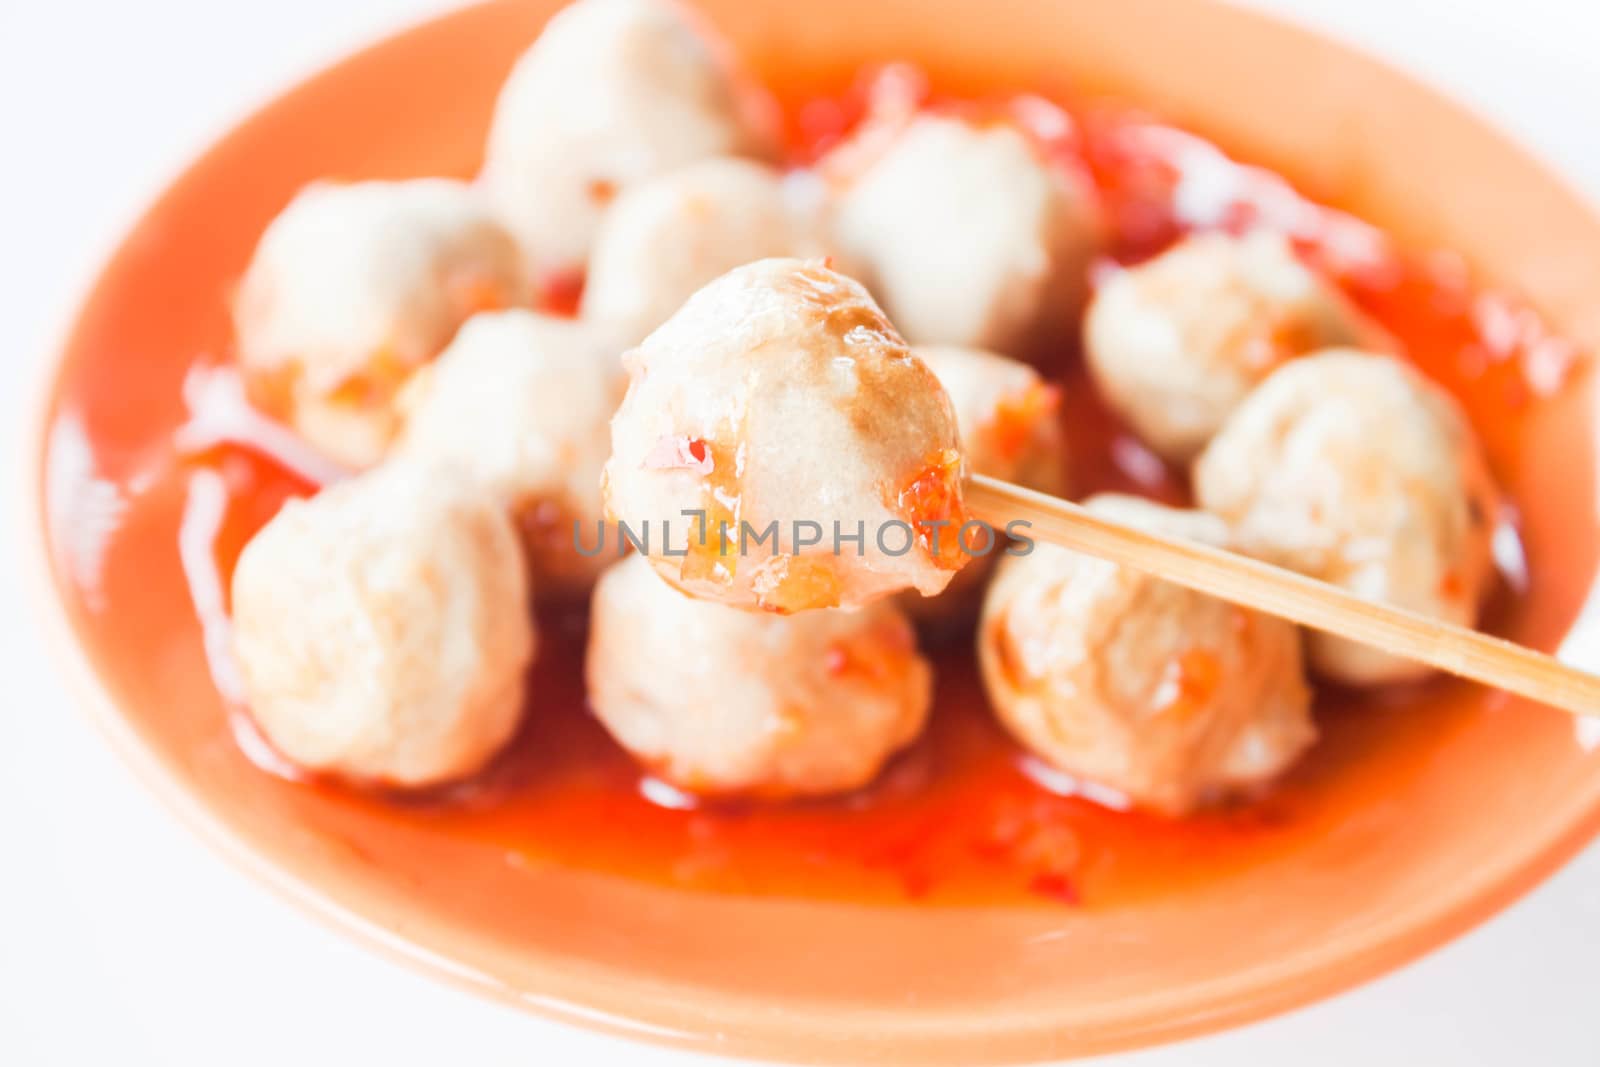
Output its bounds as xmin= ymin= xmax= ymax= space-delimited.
xmin=1194 ymin=350 xmax=1499 ymax=685
xmin=1085 ymin=229 xmax=1369 ymax=462
xmin=831 ymin=114 xmax=1100 ymax=357
xmin=231 ymin=461 xmax=536 ymax=788
xmin=604 ymin=258 xmax=972 ymax=613
xmin=582 ymin=157 xmax=837 ymax=343
xmin=978 ymin=494 xmax=1315 ymax=816
xmin=233 ymin=179 xmax=527 ymax=468
xmin=587 ymin=555 xmax=931 ymax=798
xmin=394 ymin=310 xmax=625 ymax=597
xmin=480 ymin=0 xmax=774 ymax=275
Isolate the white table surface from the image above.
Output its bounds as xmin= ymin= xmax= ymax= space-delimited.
xmin=3 ymin=1 xmax=1599 ymax=1063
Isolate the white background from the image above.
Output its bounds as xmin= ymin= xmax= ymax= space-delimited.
xmin=3 ymin=1 xmax=1599 ymax=1063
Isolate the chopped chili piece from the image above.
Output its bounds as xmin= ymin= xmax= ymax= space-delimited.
xmin=644 ymin=434 xmax=715 ymax=474
xmin=894 ymin=448 xmax=969 ymax=569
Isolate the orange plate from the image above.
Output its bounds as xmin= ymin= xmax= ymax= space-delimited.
xmin=25 ymin=0 xmax=1600 ymax=1062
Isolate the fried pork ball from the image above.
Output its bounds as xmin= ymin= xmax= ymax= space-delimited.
xmin=581 ymin=158 xmax=837 ymax=343
xmin=604 ymin=258 xmax=972 ymax=614
xmin=394 ymin=310 xmax=625 ymax=596
xmin=1193 ymin=350 xmax=1499 ymax=685
xmin=231 ymin=461 xmax=535 ymax=788
xmin=587 ymin=555 xmax=931 ymax=797
xmin=1085 ymin=229 xmax=1370 ymax=462
xmin=978 ymin=494 xmax=1316 ymax=816
xmin=901 ymin=345 xmax=1067 ymax=626
xmin=234 ymin=179 xmax=528 ymax=469
xmin=481 ymin=0 xmax=774 ymax=274
xmin=830 ymin=114 xmax=1100 ymax=357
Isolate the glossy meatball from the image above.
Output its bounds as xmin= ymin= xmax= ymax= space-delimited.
xmin=480 ymin=0 xmax=773 ymax=274
xmin=978 ymin=494 xmax=1315 ymax=815
xmin=901 ymin=345 xmax=1067 ymax=626
xmin=231 ymin=460 xmax=535 ymax=788
xmin=587 ymin=554 xmax=931 ymax=797
xmin=604 ymin=258 xmax=972 ymax=613
xmin=393 ymin=310 xmax=626 ymax=597
xmin=831 ymin=114 xmax=1100 ymax=357
xmin=1085 ymin=229 xmax=1369 ymax=462
xmin=582 ymin=157 xmax=836 ymax=343
xmin=233 ymin=179 xmax=527 ymax=468
xmin=1193 ymin=350 xmax=1499 ymax=685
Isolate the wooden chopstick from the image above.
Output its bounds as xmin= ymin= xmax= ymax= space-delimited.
xmin=965 ymin=474 xmax=1600 ymax=719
